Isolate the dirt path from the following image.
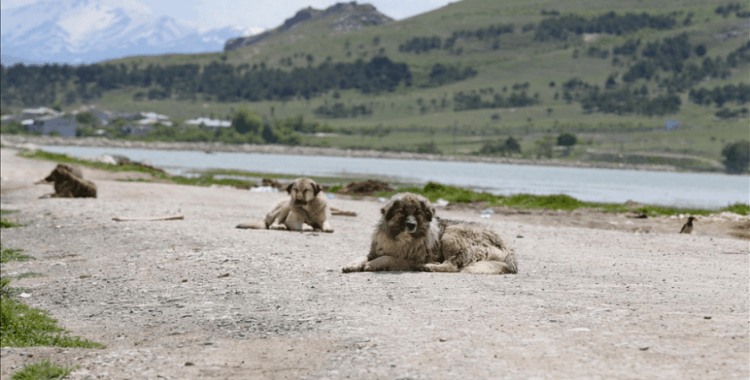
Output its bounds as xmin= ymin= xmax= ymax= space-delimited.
xmin=1 ymin=148 xmax=748 ymax=380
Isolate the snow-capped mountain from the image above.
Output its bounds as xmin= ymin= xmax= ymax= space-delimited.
xmin=1 ymin=0 xmax=252 ymax=65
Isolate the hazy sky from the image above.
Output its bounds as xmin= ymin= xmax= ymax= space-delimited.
xmin=2 ymin=0 xmax=454 ymax=33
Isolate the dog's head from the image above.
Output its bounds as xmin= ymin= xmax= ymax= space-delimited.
xmin=44 ymin=164 xmax=76 ymax=184
xmin=286 ymin=177 xmax=322 ymax=206
xmin=380 ymin=193 xmax=435 ymax=238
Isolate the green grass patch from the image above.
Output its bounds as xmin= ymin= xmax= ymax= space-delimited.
xmin=199 ymin=168 xmax=369 ymax=185
xmin=1 ymin=210 xmax=20 ymax=215
xmin=1 ymin=246 xmax=34 ymax=263
xmin=720 ymin=203 xmax=750 ymax=216
xmin=1 ymin=219 xmax=25 ymax=228
xmin=0 ymin=278 xmax=104 ymax=348
xmin=326 ymin=184 xmax=344 ymax=193
xmin=374 ymin=182 xmax=740 ymax=216
xmin=116 ymin=178 xmax=154 ymax=183
xmin=20 ymin=150 xmax=163 ymax=176
xmin=10 ymin=359 xmax=77 ymax=380
xmin=20 ymin=150 xmax=369 ymax=188
xmin=11 ymin=273 xmax=44 ymax=280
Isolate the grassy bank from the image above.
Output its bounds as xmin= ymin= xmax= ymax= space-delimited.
xmin=20 ymin=150 xmax=388 ymax=188
xmin=373 ymin=182 xmax=748 ymax=217
xmin=17 ymin=149 xmax=747 ymax=217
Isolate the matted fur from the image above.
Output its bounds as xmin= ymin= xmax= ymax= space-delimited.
xmin=237 ymin=178 xmax=333 ymax=233
xmin=40 ymin=164 xmax=97 ymax=198
xmin=342 ymin=192 xmax=517 ymax=274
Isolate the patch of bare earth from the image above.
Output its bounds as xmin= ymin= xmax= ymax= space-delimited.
xmin=1 ymin=148 xmax=748 ymax=379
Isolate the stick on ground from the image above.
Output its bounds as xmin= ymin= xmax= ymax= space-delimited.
xmin=112 ymin=216 xmax=184 ymax=222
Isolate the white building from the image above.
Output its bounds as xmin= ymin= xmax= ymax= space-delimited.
xmin=137 ymin=112 xmax=172 ymax=127
xmin=184 ymin=117 xmax=231 ymax=129
xmin=22 ymin=107 xmax=62 ymax=119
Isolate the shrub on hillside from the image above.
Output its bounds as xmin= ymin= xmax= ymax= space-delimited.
xmin=231 ymin=107 xmax=262 ymax=135
xmin=557 ymin=133 xmax=578 ymax=147
xmin=722 ymin=140 xmax=750 ymax=174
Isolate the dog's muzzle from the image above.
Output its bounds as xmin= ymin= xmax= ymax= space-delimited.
xmin=405 ymin=215 xmax=417 ymax=233
xmin=294 ymin=199 xmax=308 ymax=205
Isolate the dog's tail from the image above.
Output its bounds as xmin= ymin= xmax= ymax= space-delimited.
xmin=461 ymin=260 xmax=517 ymax=274
xmin=460 ymin=244 xmax=518 ymax=274
xmin=236 ymin=221 xmax=268 ymax=229
xmin=330 ymin=207 xmax=357 ymax=217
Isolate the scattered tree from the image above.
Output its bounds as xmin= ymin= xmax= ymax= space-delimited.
xmin=557 ymin=132 xmax=577 ymax=156
xmin=722 ymin=140 xmax=750 ymax=173
xmin=231 ymin=107 xmax=262 ymax=135
xmin=75 ymin=111 xmax=97 ymax=125
xmin=505 ymin=136 xmax=521 ymax=154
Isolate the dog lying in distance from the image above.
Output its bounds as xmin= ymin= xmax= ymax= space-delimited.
xmin=237 ymin=177 xmax=334 ymax=233
xmin=40 ymin=164 xmax=97 ymax=198
xmin=36 ymin=163 xmax=84 ymax=184
xmin=342 ymin=192 xmax=517 ymax=274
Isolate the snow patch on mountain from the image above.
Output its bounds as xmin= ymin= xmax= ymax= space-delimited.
xmin=1 ymin=0 xmax=252 ymax=65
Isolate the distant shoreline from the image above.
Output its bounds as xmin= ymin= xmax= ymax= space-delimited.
xmin=0 ymin=134 xmax=699 ymax=173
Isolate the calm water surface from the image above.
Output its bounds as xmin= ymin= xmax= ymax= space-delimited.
xmin=40 ymin=145 xmax=749 ymax=210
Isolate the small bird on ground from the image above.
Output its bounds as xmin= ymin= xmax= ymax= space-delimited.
xmin=680 ymin=216 xmax=696 ymax=234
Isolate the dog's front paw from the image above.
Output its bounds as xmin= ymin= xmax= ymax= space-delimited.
xmin=363 ymin=263 xmax=385 ymax=272
xmin=342 ymin=264 xmax=365 ymax=273
xmin=320 ymin=222 xmax=334 ymax=233
xmin=269 ymin=224 xmax=288 ymax=230
xmin=420 ymin=263 xmax=437 ymax=272
xmin=342 ymin=256 xmax=368 ymax=273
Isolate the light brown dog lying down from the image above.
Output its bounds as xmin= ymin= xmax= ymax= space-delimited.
xmin=237 ymin=178 xmax=334 ymax=233
xmin=342 ymin=192 xmax=517 ymax=274
xmin=39 ymin=164 xmax=97 ymax=199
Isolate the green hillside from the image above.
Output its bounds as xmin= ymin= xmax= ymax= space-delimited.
xmin=2 ymin=0 xmax=749 ymax=171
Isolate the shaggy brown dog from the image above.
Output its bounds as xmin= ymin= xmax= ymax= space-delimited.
xmin=342 ymin=192 xmax=517 ymax=274
xmin=40 ymin=164 xmax=97 ymax=198
xmin=36 ymin=163 xmax=83 ymax=184
xmin=237 ymin=178 xmax=333 ymax=233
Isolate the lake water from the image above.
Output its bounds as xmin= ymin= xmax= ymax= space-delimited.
xmin=40 ymin=145 xmax=749 ymax=210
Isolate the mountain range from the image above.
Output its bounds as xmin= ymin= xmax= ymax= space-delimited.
xmin=1 ymin=0 xmax=746 ymax=171
xmin=0 ymin=0 xmax=252 ymax=65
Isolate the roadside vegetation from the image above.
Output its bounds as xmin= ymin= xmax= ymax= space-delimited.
xmin=1 ymin=246 xmax=34 ymax=263
xmin=1 ymin=240 xmax=102 ymax=379
xmin=1 ymin=210 xmax=25 ymax=228
xmin=9 ymin=360 xmax=77 ymax=380
xmin=0 ymin=276 xmax=103 ymax=348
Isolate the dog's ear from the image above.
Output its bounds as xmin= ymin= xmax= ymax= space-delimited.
xmin=285 ymin=182 xmax=294 ymax=194
xmin=311 ymin=181 xmax=322 ymax=196
xmin=381 ymin=199 xmax=400 ymax=221
xmin=45 ymin=167 xmax=62 ymax=182
xmin=420 ymin=199 xmax=435 ymax=222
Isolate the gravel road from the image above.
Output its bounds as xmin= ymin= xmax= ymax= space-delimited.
xmin=0 ymin=148 xmax=747 ymax=380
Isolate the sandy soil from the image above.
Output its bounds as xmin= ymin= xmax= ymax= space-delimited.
xmin=0 ymin=148 xmax=748 ymax=380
